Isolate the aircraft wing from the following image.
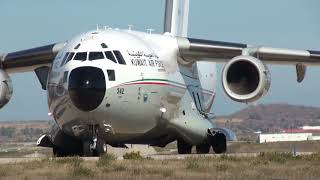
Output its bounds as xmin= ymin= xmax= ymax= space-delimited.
xmin=177 ymin=37 xmax=320 ymax=66
xmin=0 ymin=42 xmax=65 ymax=74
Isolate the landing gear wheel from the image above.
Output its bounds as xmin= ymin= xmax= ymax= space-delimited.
xmin=177 ymin=140 xmax=192 ymax=154
xmin=53 ymin=146 xmax=66 ymax=157
xmin=196 ymin=143 xmax=210 ymax=154
xmin=211 ymin=133 xmax=227 ymax=154
xmin=83 ymin=141 xmax=93 ymax=157
xmin=95 ymin=140 xmax=107 ymax=156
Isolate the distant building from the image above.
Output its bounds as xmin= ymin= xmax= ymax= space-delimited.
xmin=259 ymin=133 xmax=313 ymax=143
xmin=282 ymin=126 xmax=320 ymax=133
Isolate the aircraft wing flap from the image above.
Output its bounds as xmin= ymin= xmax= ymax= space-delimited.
xmin=1 ymin=42 xmax=65 ymax=73
xmin=248 ymin=47 xmax=320 ymax=65
xmin=177 ymin=37 xmax=320 ymax=65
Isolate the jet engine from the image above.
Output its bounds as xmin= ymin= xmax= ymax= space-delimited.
xmin=0 ymin=69 xmax=13 ymax=109
xmin=222 ymin=55 xmax=271 ymax=103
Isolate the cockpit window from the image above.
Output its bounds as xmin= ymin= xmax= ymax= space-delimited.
xmin=60 ymin=52 xmax=70 ymax=67
xmin=107 ymin=70 xmax=115 ymax=81
xmin=101 ymin=43 xmax=108 ymax=48
xmin=65 ymin=52 xmax=75 ymax=64
xmin=104 ymin=51 xmax=117 ymax=63
xmin=74 ymin=52 xmax=87 ymax=61
xmin=89 ymin=52 xmax=104 ymax=60
xmin=113 ymin=51 xmax=126 ymax=65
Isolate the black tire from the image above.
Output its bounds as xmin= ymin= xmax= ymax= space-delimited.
xmin=177 ymin=140 xmax=192 ymax=154
xmin=196 ymin=143 xmax=210 ymax=154
xmin=83 ymin=141 xmax=93 ymax=157
xmin=211 ymin=133 xmax=227 ymax=154
xmin=95 ymin=140 xmax=107 ymax=156
xmin=53 ymin=146 xmax=66 ymax=157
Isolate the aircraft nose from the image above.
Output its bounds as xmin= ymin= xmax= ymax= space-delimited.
xmin=68 ymin=66 xmax=106 ymax=111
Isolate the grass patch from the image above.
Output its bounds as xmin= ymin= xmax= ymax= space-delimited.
xmin=301 ymin=152 xmax=320 ymax=161
xmin=216 ymin=163 xmax=229 ymax=171
xmin=49 ymin=156 xmax=83 ymax=164
xmin=21 ymin=160 xmax=44 ymax=170
xmin=258 ymin=152 xmax=297 ymax=164
xmin=113 ymin=163 xmax=128 ymax=172
xmin=67 ymin=157 xmax=93 ymax=176
xmin=145 ymin=167 xmax=174 ymax=178
xmin=185 ymin=157 xmax=200 ymax=170
xmin=96 ymin=153 xmax=117 ymax=167
xmin=0 ymin=166 xmax=8 ymax=177
xmin=2 ymin=150 xmax=320 ymax=179
xmin=161 ymin=169 xmax=174 ymax=178
xmin=70 ymin=164 xmax=92 ymax=177
xmin=220 ymin=154 xmax=240 ymax=161
xmin=123 ymin=151 xmax=143 ymax=160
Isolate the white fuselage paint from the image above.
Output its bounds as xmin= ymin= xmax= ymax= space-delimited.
xmin=48 ymin=29 xmax=216 ymax=144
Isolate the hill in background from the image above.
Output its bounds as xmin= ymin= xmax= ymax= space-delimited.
xmin=216 ymin=104 xmax=320 ymax=141
xmin=0 ymin=121 xmax=49 ymax=142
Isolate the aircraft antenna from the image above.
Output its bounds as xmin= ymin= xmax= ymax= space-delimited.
xmin=128 ymin=25 xmax=134 ymax=31
xmin=146 ymin=28 xmax=155 ymax=34
xmin=96 ymin=24 xmax=99 ymax=31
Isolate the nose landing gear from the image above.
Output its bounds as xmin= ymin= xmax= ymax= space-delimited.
xmin=82 ymin=125 xmax=107 ymax=157
xmin=82 ymin=139 xmax=106 ymax=157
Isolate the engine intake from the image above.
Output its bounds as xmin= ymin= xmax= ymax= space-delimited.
xmin=0 ymin=69 xmax=12 ymax=109
xmin=222 ymin=56 xmax=270 ymax=103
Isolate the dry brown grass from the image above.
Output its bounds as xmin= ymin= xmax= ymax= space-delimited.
xmin=0 ymin=152 xmax=320 ymax=180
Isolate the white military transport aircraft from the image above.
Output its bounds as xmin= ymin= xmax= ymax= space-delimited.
xmin=0 ymin=0 xmax=319 ymax=156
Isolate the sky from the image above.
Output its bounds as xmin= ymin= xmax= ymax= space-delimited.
xmin=0 ymin=0 xmax=319 ymax=120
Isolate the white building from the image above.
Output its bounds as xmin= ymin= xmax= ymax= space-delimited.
xmin=301 ymin=126 xmax=320 ymax=130
xmin=259 ymin=133 xmax=313 ymax=143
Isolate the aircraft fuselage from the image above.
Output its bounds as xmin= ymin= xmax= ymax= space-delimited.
xmin=47 ymin=29 xmax=216 ymax=146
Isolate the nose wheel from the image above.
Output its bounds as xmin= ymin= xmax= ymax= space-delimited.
xmin=82 ymin=125 xmax=107 ymax=157
xmin=82 ymin=141 xmax=93 ymax=156
xmin=95 ymin=139 xmax=107 ymax=155
xmin=82 ymin=139 xmax=107 ymax=157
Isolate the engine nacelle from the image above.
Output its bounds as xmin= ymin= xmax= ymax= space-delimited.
xmin=222 ymin=55 xmax=271 ymax=103
xmin=0 ymin=69 xmax=13 ymax=109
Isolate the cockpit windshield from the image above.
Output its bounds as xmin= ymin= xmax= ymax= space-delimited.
xmin=60 ymin=48 xmax=127 ymax=66
xmin=65 ymin=52 xmax=75 ymax=64
xmin=89 ymin=52 xmax=104 ymax=60
xmin=74 ymin=52 xmax=87 ymax=61
xmin=104 ymin=51 xmax=117 ymax=63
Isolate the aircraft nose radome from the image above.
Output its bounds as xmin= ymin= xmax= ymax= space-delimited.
xmin=68 ymin=66 xmax=106 ymax=111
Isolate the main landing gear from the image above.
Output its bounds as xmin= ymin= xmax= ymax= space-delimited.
xmin=177 ymin=139 xmax=192 ymax=154
xmin=210 ymin=132 xmax=227 ymax=154
xmin=196 ymin=143 xmax=210 ymax=154
xmin=177 ymin=132 xmax=227 ymax=154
